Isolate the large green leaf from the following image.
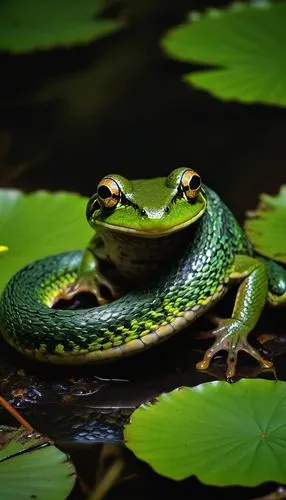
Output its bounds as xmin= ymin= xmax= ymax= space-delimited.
xmin=244 ymin=185 xmax=286 ymax=263
xmin=0 ymin=189 xmax=92 ymax=295
xmin=0 ymin=426 xmax=75 ymax=499
xmin=162 ymin=2 xmax=286 ymax=106
xmin=125 ymin=379 xmax=286 ymax=486
xmin=0 ymin=0 xmax=122 ymax=53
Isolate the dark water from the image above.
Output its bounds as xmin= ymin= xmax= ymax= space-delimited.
xmin=1 ymin=0 xmax=286 ymax=498
xmin=1 ymin=299 xmax=286 ymax=499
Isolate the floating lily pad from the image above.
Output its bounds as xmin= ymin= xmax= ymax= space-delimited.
xmin=125 ymin=379 xmax=286 ymax=486
xmin=244 ymin=185 xmax=286 ymax=264
xmin=0 ymin=426 xmax=76 ymax=499
xmin=0 ymin=189 xmax=92 ymax=295
xmin=162 ymin=2 xmax=286 ymax=107
xmin=0 ymin=0 xmax=122 ymax=53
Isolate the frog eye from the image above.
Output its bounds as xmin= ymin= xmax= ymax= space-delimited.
xmin=97 ymin=177 xmax=121 ymax=208
xmin=180 ymin=169 xmax=201 ymax=200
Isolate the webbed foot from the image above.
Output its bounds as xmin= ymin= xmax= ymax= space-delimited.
xmin=196 ymin=318 xmax=273 ymax=379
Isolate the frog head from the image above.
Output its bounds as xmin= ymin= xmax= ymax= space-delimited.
xmin=86 ymin=167 xmax=207 ymax=237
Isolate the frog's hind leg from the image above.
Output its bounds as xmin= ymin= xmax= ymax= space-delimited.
xmin=196 ymin=255 xmax=273 ymax=378
xmin=259 ymin=257 xmax=286 ymax=307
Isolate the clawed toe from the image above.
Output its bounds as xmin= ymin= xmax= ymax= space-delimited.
xmin=196 ymin=320 xmax=273 ymax=378
xmin=54 ymin=272 xmax=121 ymax=306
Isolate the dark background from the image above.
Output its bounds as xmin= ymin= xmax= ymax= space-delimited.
xmin=0 ymin=0 xmax=285 ymax=224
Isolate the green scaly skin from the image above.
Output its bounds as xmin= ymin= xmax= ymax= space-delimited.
xmin=0 ymin=172 xmax=285 ymax=378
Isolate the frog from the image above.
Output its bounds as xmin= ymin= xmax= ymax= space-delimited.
xmin=0 ymin=166 xmax=285 ymax=378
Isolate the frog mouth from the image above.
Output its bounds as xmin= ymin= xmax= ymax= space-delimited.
xmin=95 ymin=205 xmax=206 ymax=238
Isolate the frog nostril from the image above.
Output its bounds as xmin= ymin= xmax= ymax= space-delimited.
xmin=165 ymin=206 xmax=170 ymax=214
xmin=140 ymin=209 xmax=146 ymax=216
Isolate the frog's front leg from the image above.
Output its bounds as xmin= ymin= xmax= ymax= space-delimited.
xmin=58 ymin=236 xmax=121 ymax=305
xmin=196 ymin=255 xmax=273 ymax=378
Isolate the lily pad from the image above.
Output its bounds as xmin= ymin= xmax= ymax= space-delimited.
xmin=0 ymin=0 xmax=122 ymax=53
xmin=0 ymin=189 xmax=92 ymax=295
xmin=125 ymin=379 xmax=286 ymax=486
xmin=162 ymin=2 xmax=286 ymax=107
xmin=0 ymin=426 xmax=76 ymax=499
xmin=244 ymin=185 xmax=286 ymax=264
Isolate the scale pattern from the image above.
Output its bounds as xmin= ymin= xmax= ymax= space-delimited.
xmin=0 ymin=187 xmax=251 ymax=362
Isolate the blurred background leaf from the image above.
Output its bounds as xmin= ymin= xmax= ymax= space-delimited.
xmin=244 ymin=184 xmax=286 ymax=264
xmin=163 ymin=2 xmax=286 ymax=106
xmin=0 ymin=0 xmax=124 ymax=53
xmin=0 ymin=189 xmax=92 ymax=295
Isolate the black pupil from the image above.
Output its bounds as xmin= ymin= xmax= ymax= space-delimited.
xmin=189 ymin=175 xmax=201 ymax=190
xmin=98 ymin=185 xmax=112 ymax=199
